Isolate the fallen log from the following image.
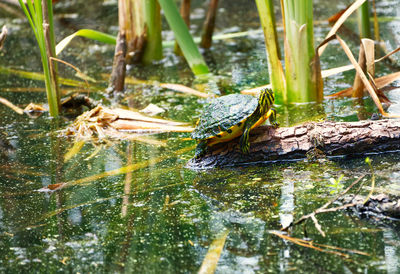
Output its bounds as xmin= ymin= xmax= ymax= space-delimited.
xmin=187 ymin=119 xmax=400 ymax=169
xmin=342 ymin=194 xmax=400 ymax=220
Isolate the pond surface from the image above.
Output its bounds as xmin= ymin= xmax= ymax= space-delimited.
xmin=1 ymin=0 xmax=400 ymax=273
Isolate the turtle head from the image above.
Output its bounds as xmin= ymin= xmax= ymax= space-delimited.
xmin=258 ymin=88 xmax=274 ymax=114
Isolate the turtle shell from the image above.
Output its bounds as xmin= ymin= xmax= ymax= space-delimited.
xmin=191 ymin=94 xmax=258 ymax=140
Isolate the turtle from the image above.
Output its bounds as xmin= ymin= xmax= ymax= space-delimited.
xmin=191 ymin=88 xmax=278 ymax=158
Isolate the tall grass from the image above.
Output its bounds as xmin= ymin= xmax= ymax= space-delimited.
xmin=18 ymin=0 xmax=60 ymax=117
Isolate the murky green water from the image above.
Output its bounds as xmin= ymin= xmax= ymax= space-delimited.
xmin=1 ymin=0 xmax=400 ymax=273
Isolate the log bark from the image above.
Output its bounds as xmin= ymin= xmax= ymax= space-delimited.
xmin=187 ymin=119 xmax=400 ymax=169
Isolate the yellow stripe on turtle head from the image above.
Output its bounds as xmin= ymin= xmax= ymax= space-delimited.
xmin=258 ymin=88 xmax=274 ymax=114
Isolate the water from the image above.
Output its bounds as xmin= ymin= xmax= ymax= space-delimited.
xmin=1 ymin=0 xmax=400 ymax=273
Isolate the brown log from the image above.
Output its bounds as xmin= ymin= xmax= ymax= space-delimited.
xmin=187 ymin=119 xmax=400 ymax=169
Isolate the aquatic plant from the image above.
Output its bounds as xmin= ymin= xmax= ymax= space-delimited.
xmin=256 ymin=0 xmax=322 ymax=104
xmin=358 ymin=1 xmax=372 ymax=39
xmin=117 ymin=0 xmax=162 ymax=64
xmin=158 ymin=0 xmax=209 ymax=75
xmin=255 ymin=0 xmax=381 ymax=104
xmin=18 ymin=0 xmax=60 ymax=117
xmin=282 ymin=0 xmax=323 ymax=103
xmin=327 ymin=174 xmax=345 ymax=194
xmin=255 ymin=0 xmax=286 ymax=102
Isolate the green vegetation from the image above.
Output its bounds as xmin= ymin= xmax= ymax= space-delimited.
xmin=327 ymin=174 xmax=345 ymax=194
xmin=358 ymin=1 xmax=372 ymax=38
xmin=1 ymin=1 xmax=400 ymax=273
xmin=158 ymin=0 xmax=209 ymax=75
xmin=255 ymin=0 xmax=285 ymax=102
xmin=142 ymin=0 xmax=163 ymax=63
xmin=282 ymin=0 xmax=322 ymax=103
xmin=18 ymin=0 xmax=60 ymax=117
xmin=256 ymin=0 xmax=322 ymax=104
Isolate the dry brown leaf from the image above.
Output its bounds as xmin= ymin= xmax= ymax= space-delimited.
xmin=241 ymin=84 xmax=272 ymax=95
xmin=327 ymin=4 xmax=351 ymax=24
xmin=37 ymin=183 xmax=66 ymax=192
xmin=0 ymin=96 xmax=23 ymax=114
xmin=327 ymin=71 xmax=400 ymax=98
xmin=352 ymin=41 xmax=367 ymax=98
xmin=198 ymin=229 xmax=229 ymax=274
xmin=318 ymin=0 xmax=367 ymax=56
xmin=64 ymin=106 xmax=193 ymax=140
xmin=111 ymin=119 xmax=193 ymax=132
xmin=24 ymin=103 xmax=46 ymax=112
xmin=47 ymin=183 xmax=65 ymax=190
xmin=336 ymin=35 xmax=400 ymax=117
xmin=159 ymin=83 xmax=210 ymax=98
xmin=111 ymin=108 xmax=189 ymax=126
xmin=362 ymin=39 xmax=375 ymax=77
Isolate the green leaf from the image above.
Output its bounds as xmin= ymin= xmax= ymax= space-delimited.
xmin=56 ymin=29 xmax=116 ymax=56
xmin=157 ymin=0 xmax=209 ymax=75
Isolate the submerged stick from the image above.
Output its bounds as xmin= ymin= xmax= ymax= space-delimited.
xmin=281 ymin=175 xmax=366 ymax=236
xmin=200 ymin=0 xmax=218 ymax=49
xmin=0 ymin=25 xmax=7 ymax=50
xmin=188 ymin=119 xmax=400 ymax=169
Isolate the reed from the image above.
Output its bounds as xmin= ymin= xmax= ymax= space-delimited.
xmin=117 ymin=0 xmax=161 ymax=64
xmin=142 ymin=0 xmax=163 ymax=63
xmin=282 ymin=0 xmax=322 ymax=103
xmin=174 ymin=0 xmax=191 ymax=55
xmin=255 ymin=0 xmax=285 ymax=102
xmin=18 ymin=0 xmax=60 ymax=117
xmin=256 ymin=0 xmax=322 ymax=103
xmin=200 ymin=0 xmax=219 ymax=49
xmin=358 ymin=1 xmax=372 ymax=39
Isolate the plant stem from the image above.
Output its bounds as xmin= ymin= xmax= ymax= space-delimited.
xmin=358 ymin=1 xmax=372 ymax=39
xmin=200 ymin=0 xmax=218 ymax=49
xmin=282 ymin=0 xmax=322 ymax=103
xmin=255 ymin=0 xmax=286 ymax=103
xmin=142 ymin=0 xmax=163 ymax=63
xmin=18 ymin=0 xmax=60 ymax=117
xmin=43 ymin=0 xmax=60 ymax=106
xmin=174 ymin=0 xmax=191 ymax=55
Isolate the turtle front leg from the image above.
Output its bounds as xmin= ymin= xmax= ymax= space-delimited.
xmin=269 ymin=108 xmax=279 ymax=128
xmin=194 ymin=140 xmax=208 ymax=158
xmin=239 ymin=125 xmax=251 ymax=154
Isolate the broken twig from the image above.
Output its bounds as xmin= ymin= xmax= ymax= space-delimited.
xmin=282 ymin=175 xmax=366 ymax=236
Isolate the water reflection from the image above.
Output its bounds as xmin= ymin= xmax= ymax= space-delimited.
xmin=1 ymin=115 xmax=400 ymax=272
